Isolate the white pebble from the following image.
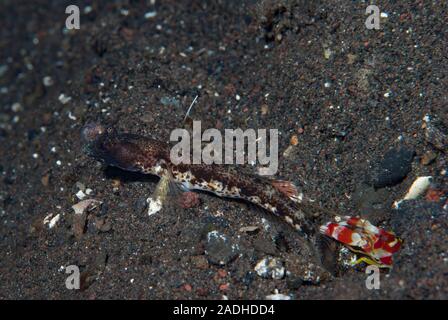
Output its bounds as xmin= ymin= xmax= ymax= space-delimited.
xmin=84 ymin=6 xmax=92 ymax=14
xmin=254 ymin=257 xmax=285 ymax=280
xmin=43 ymin=213 xmax=61 ymax=229
xmin=393 ymin=176 xmax=432 ymax=208
xmin=11 ymin=102 xmax=22 ymax=112
xmin=58 ymin=93 xmax=72 ymax=104
xmin=144 ymin=11 xmax=157 ymax=19
xmin=43 ymin=76 xmax=54 ymax=87
xmin=76 ymin=190 xmax=86 ymax=200
xmin=403 ymin=176 xmax=432 ymax=200
xmin=266 ymin=293 xmax=291 ymax=300
xmin=147 ymin=197 xmax=162 ymax=216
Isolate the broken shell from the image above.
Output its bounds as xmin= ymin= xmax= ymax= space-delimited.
xmin=403 ymin=176 xmax=433 ymax=200
xmin=393 ymin=176 xmax=432 ymax=208
xmin=266 ymin=293 xmax=291 ymax=300
xmin=71 ymin=199 xmax=102 ymax=215
xmin=239 ymin=226 xmax=259 ymax=233
xmin=43 ymin=213 xmax=61 ymax=229
xmin=147 ymin=197 xmax=162 ymax=216
xmin=254 ymin=257 xmax=285 ymax=280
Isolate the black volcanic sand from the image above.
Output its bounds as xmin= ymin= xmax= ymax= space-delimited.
xmin=0 ymin=0 xmax=447 ymax=299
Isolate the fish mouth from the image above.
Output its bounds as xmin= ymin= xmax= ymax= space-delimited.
xmin=81 ymin=123 xmax=116 ymax=165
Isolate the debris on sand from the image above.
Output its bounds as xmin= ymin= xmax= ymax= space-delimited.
xmin=144 ymin=11 xmax=157 ymax=19
xmin=239 ymin=225 xmax=259 ymax=233
xmin=254 ymin=256 xmax=285 ymax=280
xmin=266 ymin=289 xmax=291 ymax=300
xmin=423 ymin=114 xmax=448 ymax=151
xmin=205 ymin=231 xmax=239 ymax=266
xmin=75 ymin=182 xmax=93 ymax=200
xmin=147 ymin=197 xmax=162 ymax=216
xmin=71 ymin=199 xmax=102 ymax=215
xmin=421 ymin=151 xmax=437 ymax=165
xmin=393 ymin=176 xmax=432 ymax=208
xmin=58 ymin=93 xmax=72 ymax=105
xmin=42 ymin=76 xmax=54 ymax=87
xmin=43 ymin=213 xmax=60 ymax=229
xmin=71 ymin=199 xmax=102 ymax=239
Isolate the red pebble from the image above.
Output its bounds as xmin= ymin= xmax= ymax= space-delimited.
xmin=178 ymin=192 xmax=200 ymax=209
xmin=425 ymin=188 xmax=445 ymax=202
xmin=219 ymin=283 xmax=229 ymax=291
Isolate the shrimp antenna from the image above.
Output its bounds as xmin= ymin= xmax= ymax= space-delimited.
xmin=184 ymin=95 xmax=199 ymax=122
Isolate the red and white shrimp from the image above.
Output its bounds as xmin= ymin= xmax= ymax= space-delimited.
xmin=320 ymin=216 xmax=402 ymax=268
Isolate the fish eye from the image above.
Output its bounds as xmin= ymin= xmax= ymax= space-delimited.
xmin=81 ymin=123 xmax=105 ymax=142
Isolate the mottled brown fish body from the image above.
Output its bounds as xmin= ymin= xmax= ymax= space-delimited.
xmin=84 ymin=126 xmax=316 ymax=237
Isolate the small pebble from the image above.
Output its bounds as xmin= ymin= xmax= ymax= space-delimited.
xmin=254 ymin=257 xmax=285 ymax=280
xmin=260 ymin=104 xmax=269 ymax=115
xmin=11 ymin=102 xmax=22 ymax=112
xmin=183 ymin=283 xmax=192 ymax=292
xmin=290 ymin=135 xmax=299 ymax=146
xmin=58 ymin=94 xmax=72 ymax=104
xmin=204 ymin=230 xmax=239 ymax=266
xmin=144 ymin=11 xmax=157 ymax=19
xmin=239 ymin=226 xmax=259 ymax=233
xmin=421 ymin=151 xmax=437 ymax=165
xmin=43 ymin=76 xmax=54 ymax=87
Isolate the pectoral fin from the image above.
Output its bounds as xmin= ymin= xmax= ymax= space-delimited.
xmin=147 ymin=170 xmax=176 ymax=216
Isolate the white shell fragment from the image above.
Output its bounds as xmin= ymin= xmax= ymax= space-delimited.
xmin=147 ymin=197 xmax=162 ymax=216
xmin=71 ymin=199 xmax=102 ymax=215
xmin=144 ymin=11 xmax=157 ymax=19
xmin=43 ymin=213 xmax=61 ymax=229
xmin=393 ymin=176 xmax=432 ymax=208
xmin=266 ymin=292 xmax=291 ymax=300
xmin=58 ymin=93 xmax=72 ymax=104
xmin=239 ymin=226 xmax=259 ymax=233
xmin=254 ymin=257 xmax=285 ymax=280
xmin=76 ymin=190 xmax=86 ymax=200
